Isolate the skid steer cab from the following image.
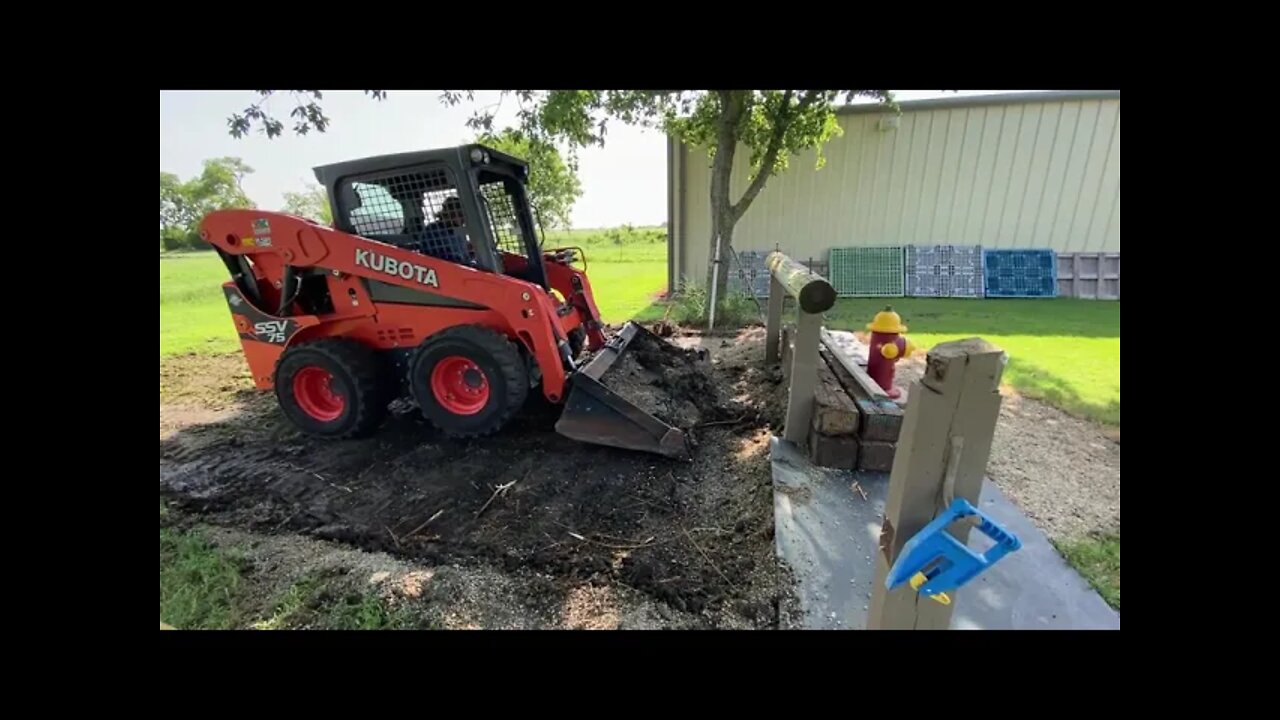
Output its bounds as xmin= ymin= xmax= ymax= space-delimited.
xmin=198 ymin=143 xmax=689 ymax=458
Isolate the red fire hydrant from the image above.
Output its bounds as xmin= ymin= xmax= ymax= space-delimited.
xmin=865 ymin=306 xmax=916 ymax=399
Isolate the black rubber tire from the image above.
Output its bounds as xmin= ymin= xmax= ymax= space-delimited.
xmin=274 ymin=338 xmax=388 ymax=439
xmin=409 ymin=325 xmax=529 ymax=439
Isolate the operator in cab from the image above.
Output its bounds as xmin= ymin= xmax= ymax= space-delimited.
xmin=416 ymin=196 xmax=475 ymax=266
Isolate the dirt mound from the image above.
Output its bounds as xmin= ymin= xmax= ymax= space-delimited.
xmin=160 ymin=327 xmax=789 ymax=627
xmin=599 ymin=328 xmax=725 ymax=429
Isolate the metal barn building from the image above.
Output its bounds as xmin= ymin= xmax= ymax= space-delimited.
xmin=665 ymin=90 xmax=1120 ymax=299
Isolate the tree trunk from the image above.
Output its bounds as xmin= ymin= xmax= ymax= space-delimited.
xmin=699 ymin=90 xmax=807 ymax=323
xmin=706 ymin=214 xmax=737 ymax=312
xmin=704 ymin=91 xmax=747 ymax=317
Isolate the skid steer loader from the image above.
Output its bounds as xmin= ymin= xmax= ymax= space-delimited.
xmin=197 ymin=143 xmax=688 ymax=457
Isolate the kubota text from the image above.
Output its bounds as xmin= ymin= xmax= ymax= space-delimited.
xmin=355 ymin=249 xmax=440 ymax=288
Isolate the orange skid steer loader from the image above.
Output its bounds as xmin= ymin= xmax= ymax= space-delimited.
xmin=198 ymin=144 xmax=687 ymax=457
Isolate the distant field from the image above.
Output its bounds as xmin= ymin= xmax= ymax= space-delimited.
xmin=159 ymin=227 xmax=668 ymax=357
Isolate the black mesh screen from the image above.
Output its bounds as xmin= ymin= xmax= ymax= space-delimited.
xmin=478 ymin=179 xmax=527 ymax=257
xmin=342 ymin=167 xmax=473 ymax=266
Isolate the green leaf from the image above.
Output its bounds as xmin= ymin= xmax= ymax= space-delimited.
xmin=476 ymin=128 xmax=582 ymax=229
xmin=160 ymin=157 xmax=258 ymax=244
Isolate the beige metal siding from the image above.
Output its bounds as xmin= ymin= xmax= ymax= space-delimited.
xmin=675 ymin=96 xmax=1120 ymax=286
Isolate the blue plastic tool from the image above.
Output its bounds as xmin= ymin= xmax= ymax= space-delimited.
xmin=885 ymin=498 xmax=1022 ymax=604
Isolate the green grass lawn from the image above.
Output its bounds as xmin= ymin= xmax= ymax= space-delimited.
xmin=159 ymin=524 xmax=246 ymax=629
xmin=160 ymin=504 xmax=429 ymax=630
xmin=825 ymin=298 xmax=1120 ymax=426
xmin=1056 ymin=533 xmax=1120 ymax=610
xmin=159 ymin=228 xmax=667 ymax=357
xmin=160 ymin=253 xmax=246 ymax=356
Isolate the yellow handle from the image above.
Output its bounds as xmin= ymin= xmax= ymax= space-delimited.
xmin=881 ymin=343 xmax=900 ymax=360
xmin=909 ymin=572 xmax=952 ymax=605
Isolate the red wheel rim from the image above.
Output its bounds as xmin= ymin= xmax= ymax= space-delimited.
xmin=292 ymin=366 xmax=346 ymax=422
xmin=430 ymin=355 xmax=490 ymax=415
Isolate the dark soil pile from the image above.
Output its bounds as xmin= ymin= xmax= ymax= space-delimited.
xmin=597 ymin=328 xmax=725 ymax=429
xmin=160 ymin=327 xmax=790 ymax=627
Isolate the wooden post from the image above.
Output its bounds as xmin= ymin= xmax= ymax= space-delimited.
xmin=766 ymin=252 xmax=836 ymax=314
xmin=784 ymin=311 xmax=821 ymax=444
xmin=762 ymin=251 xmax=837 ymax=448
xmin=866 ymin=338 xmax=1006 ymax=630
xmin=766 ymin=276 xmax=785 ymax=364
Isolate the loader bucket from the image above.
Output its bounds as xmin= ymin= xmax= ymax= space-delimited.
xmin=554 ymin=322 xmax=691 ymax=459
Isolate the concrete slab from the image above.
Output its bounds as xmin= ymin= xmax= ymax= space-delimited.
xmin=770 ymin=436 xmax=1119 ymax=630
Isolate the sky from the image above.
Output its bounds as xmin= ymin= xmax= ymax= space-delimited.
xmin=159 ymin=90 xmax=1042 ymax=229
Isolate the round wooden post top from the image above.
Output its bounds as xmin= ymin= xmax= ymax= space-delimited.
xmin=766 ymin=251 xmax=836 ymax=314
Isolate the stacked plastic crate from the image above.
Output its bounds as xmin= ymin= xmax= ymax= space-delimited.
xmin=1055 ymin=252 xmax=1120 ymax=299
xmin=905 ymin=245 xmax=985 ymax=298
xmin=828 ymin=247 xmax=905 ymax=297
xmin=982 ymin=249 xmax=1058 ymax=298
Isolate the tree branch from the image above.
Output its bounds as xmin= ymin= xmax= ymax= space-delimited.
xmin=730 ymin=90 xmax=820 ymax=223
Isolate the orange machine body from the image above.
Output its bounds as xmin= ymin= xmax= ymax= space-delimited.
xmin=200 ymin=208 xmax=603 ymax=404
